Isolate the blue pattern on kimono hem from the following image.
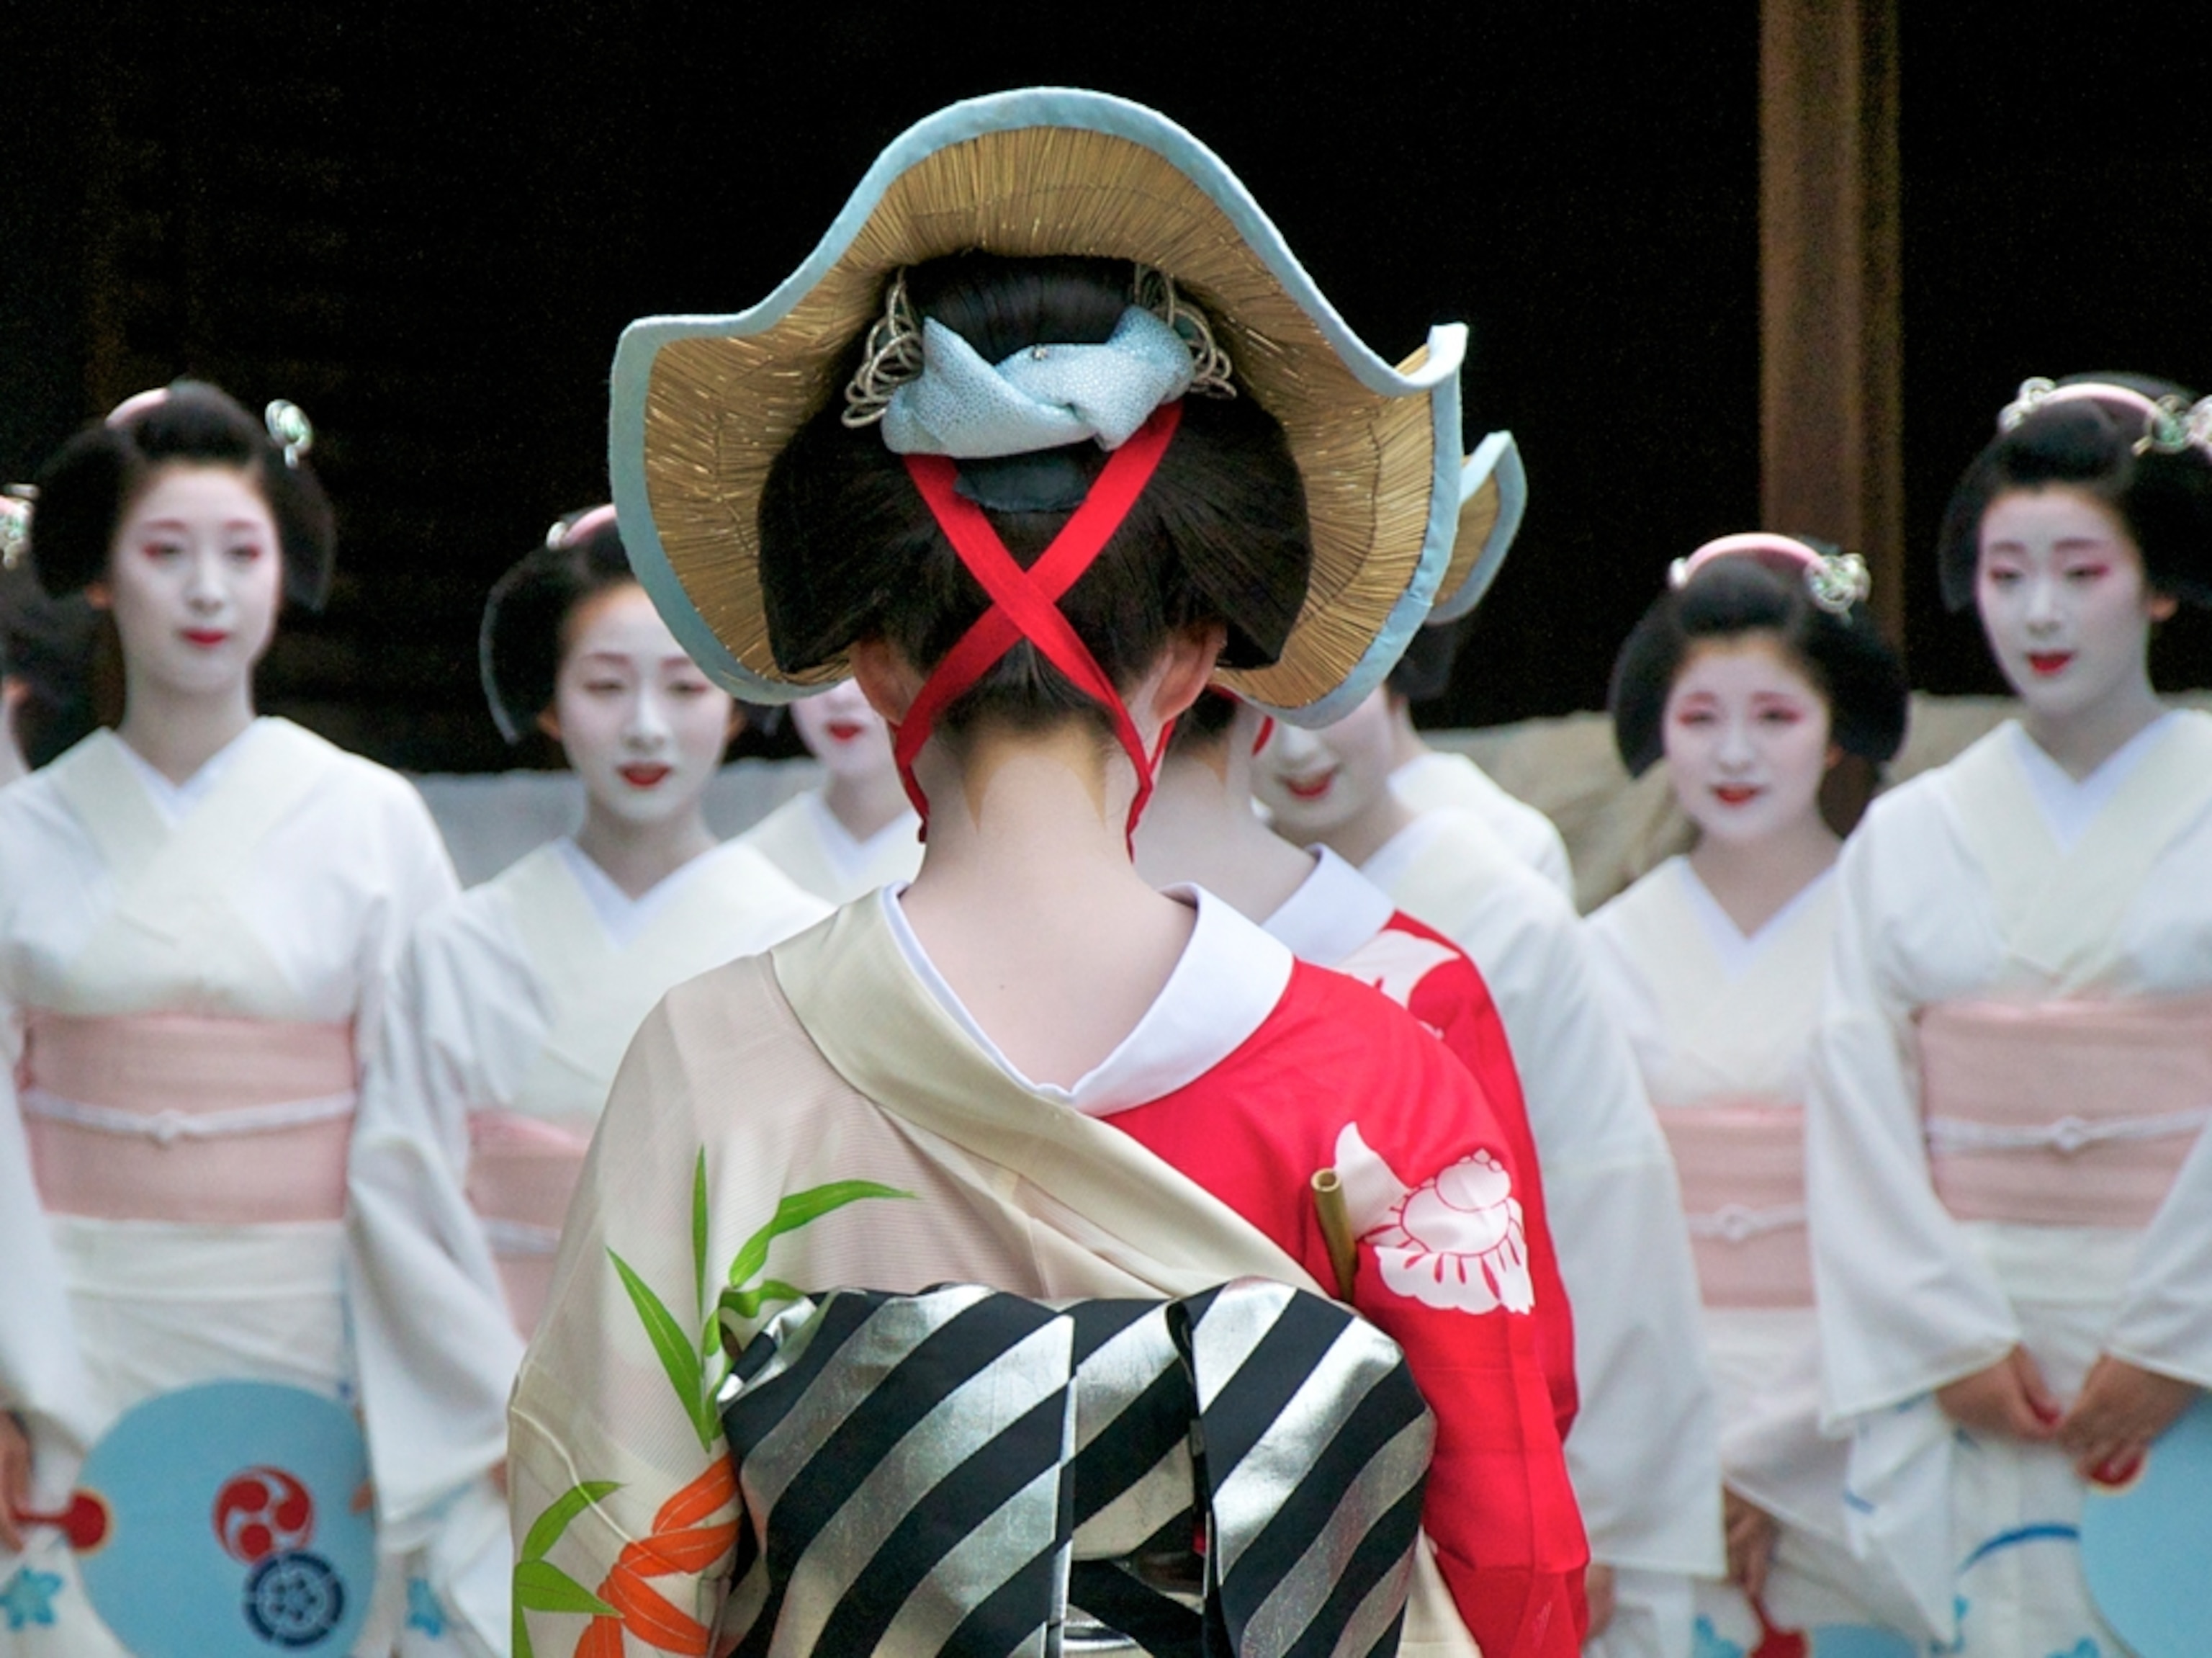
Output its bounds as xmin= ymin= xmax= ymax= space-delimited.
xmin=1691 ymin=1614 xmax=1746 ymax=1658
xmin=0 ymin=1567 xmax=63 ymax=1630
xmin=405 ymin=1576 xmax=446 ymax=1637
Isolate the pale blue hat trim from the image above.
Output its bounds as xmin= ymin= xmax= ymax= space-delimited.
xmin=610 ymin=86 xmax=1467 ymax=712
xmin=1428 ymin=431 xmax=1528 ymax=624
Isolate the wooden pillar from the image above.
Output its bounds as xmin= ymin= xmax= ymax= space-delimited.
xmin=1760 ymin=0 xmax=1905 ymax=646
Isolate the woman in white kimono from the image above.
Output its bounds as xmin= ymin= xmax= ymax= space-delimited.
xmin=1255 ymin=679 xmax=1722 ymax=1658
xmin=1807 ymin=375 xmax=2212 ymax=1656
xmin=738 ymin=678 xmax=920 ymax=904
xmin=345 ymin=510 xmax=828 ymax=1651
xmin=509 ymin=90 xmax=1590 ymax=1658
xmin=1584 ymin=534 xmax=1914 ymax=1654
xmin=0 ymin=383 xmax=465 ymax=1657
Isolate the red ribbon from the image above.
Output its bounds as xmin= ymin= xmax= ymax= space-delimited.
xmin=893 ymin=402 xmax=1182 ymax=846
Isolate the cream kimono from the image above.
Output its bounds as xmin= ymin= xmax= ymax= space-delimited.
xmin=1390 ymin=750 xmax=1574 ymax=900
xmin=0 ymin=720 xmax=462 ymax=1657
xmin=1807 ymin=712 xmax=2212 ymax=1655
xmin=736 ymin=789 xmax=921 ymax=906
xmin=508 ymin=896 xmax=1490 ymax=1658
xmin=1588 ymin=859 xmax=1914 ymax=1648
xmin=1362 ymin=808 xmax=1721 ymax=1658
xmin=347 ymin=838 xmax=827 ymax=1651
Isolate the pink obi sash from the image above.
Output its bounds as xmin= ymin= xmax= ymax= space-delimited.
xmin=1658 ymin=1099 xmax=1812 ymax=1309
xmin=466 ymin=1110 xmax=593 ymax=1335
xmin=19 ymin=1012 xmax=356 ymax=1224
xmin=1920 ymin=995 xmax=2212 ymax=1228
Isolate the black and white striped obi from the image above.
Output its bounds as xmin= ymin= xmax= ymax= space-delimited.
xmin=715 ymin=1279 xmax=1434 ymax=1658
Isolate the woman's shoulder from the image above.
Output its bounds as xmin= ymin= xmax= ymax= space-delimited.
xmin=1252 ymin=956 xmax=1477 ymax=1093
xmin=688 ymin=837 xmax=836 ymax=927
xmin=1586 ymin=854 xmax=1684 ymax=938
xmin=258 ymin=718 xmax=425 ymax=812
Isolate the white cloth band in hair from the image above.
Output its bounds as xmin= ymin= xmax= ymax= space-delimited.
xmin=880 ymin=307 xmax=1195 ymax=459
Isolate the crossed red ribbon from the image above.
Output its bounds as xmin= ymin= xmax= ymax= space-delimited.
xmin=893 ymin=402 xmax=1182 ymax=846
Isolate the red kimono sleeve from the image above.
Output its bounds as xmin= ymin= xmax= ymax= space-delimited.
xmin=1375 ymin=912 xmax=1579 ymax=1443
xmin=1107 ymin=963 xmax=1588 ymax=1658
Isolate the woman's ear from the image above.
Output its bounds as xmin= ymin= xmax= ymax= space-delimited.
xmin=1148 ymin=621 xmax=1228 ymax=723
xmin=848 ymin=637 xmax=924 ymax=725
xmin=535 ymin=707 xmax=562 ymax=744
xmin=2148 ymin=588 xmax=2180 ymax=624
xmin=84 ymin=580 xmax=112 ymax=611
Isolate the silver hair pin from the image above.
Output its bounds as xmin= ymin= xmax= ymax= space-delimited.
xmin=1133 ymin=265 xmax=1236 ymax=398
xmin=264 ymin=400 xmax=314 ymax=469
xmin=842 ymin=272 xmax=925 ymax=430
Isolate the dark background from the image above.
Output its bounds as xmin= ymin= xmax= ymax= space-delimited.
xmin=5 ymin=4 xmax=2208 ymax=772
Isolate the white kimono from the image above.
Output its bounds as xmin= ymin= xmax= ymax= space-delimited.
xmin=736 ymin=789 xmax=921 ymax=906
xmin=1588 ymin=859 xmax=1915 ymax=1648
xmin=1808 ymin=712 xmax=2212 ymax=1655
xmin=1391 ymin=750 xmax=1575 ymax=900
xmin=0 ymin=720 xmax=464 ymax=1657
xmin=346 ymin=836 xmax=827 ymax=1652
xmin=1362 ymin=809 xmax=1722 ymax=1658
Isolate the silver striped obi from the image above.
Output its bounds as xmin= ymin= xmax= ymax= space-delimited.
xmin=1657 ymin=1099 xmax=1812 ymax=1309
xmin=716 ymin=1280 xmax=1434 ymax=1658
xmin=19 ymin=1011 xmax=356 ymax=1223
xmin=1920 ymin=995 xmax=2212 ymax=1228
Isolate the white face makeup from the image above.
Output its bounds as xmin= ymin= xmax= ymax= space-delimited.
xmin=543 ymin=584 xmax=737 ymax=828
xmin=1663 ymin=634 xmax=1835 ymax=848
xmin=789 ymin=678 xmax=896 ymax=784
xmin=98 ymin=465 xmax=281 ymax=699
xmin=1250 ymin=685 xmax=1397 ymax=842
xmin=1974 ymin=486 xmax=2174 ymax=721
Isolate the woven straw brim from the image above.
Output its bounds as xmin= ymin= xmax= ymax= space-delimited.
xmin=1444 ymin=473 xmax=1501 ymax=602
xmin=638 ymin=123 xmax=1442 ymax=711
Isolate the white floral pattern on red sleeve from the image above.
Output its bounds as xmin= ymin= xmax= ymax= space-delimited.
xmin=1334 ymin=1123 xmax=1535 ymax=1314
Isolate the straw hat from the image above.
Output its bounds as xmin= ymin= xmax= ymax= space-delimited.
xmin=609 ymin=86 xmax=1468 ymax=727
xmin=1432 ymin=431 xmax=1527 ymax=623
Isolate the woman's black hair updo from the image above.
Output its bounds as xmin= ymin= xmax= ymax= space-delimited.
xmin=757 ymin=253 xmax=1313 ymax=747
xmin=1936 ymin=373 xmax=2212 ymax=611
xmin=27 ymin=380 xmax=336 ymax=610
xmin=479 ymin=508 xmax=641 ymax=742
xmin=1608 ymin=545 xmax=1909 ymax=777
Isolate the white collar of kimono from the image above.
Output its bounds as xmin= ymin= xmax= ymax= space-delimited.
xmin=2007 ymin=710 xmax=2179 ymax=852
xmin=1259 ymin=845 xmax=1395 ymax=970
xmin=878 ymin=881 xmax=1292 ymax=1117
xmin=113 ymin=719 xmax=264 ymax=825
xmin=553 ymin=835 xmax=730 ymax=949
xmin=1669 ymin=853 xmax=1835 ymax=980
xmin=801 ymin=789 xmax=921 ymax=879
xmin=1355 ymin=810 xmax=1452 ymax=895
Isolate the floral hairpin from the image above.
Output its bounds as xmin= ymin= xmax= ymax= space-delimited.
xmin=264 ymin=400 xmax=314 ymax=469
xmin=0 ymin=488 xmax=32 ymax=573
xmin=2000 ymin=377 xmax=2212 ymax=461
xmin=1668 ymin=532 xmax=1872 ymax=618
